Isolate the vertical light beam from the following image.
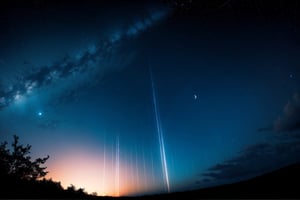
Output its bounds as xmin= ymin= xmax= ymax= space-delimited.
xmin=142 ymin=148 xmax=147 ymax=190
xmin=150 ymin=151 xmax=155 ymax=186
xmin=102 ymin=133 xmax=106 ymax=195
xmin=149 ymin=67 xmax=170 ymax=193
xmin=115 ymin=135 xmax=120 ymax=196
xmin=135 ymin=145 xmax=140 ymax=190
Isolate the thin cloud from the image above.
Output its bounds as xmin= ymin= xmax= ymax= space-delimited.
xmin=199 ymin=138 xmax=300 ymax=185
xmin=259 ymin=93 xmax=300 ymax=133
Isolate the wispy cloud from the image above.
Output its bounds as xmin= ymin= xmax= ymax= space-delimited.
xmin=259 ymin=93 xmax=300 ymax=133
xmin=198 ymin=135 xmax=300 ymax=185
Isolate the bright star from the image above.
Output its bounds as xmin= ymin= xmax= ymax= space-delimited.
xmin=38 ymin=112 xmax=43 ymax=116
xmin=194 ymin=94 xmax=197 ymax=100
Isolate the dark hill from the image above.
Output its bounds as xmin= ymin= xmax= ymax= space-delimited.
xmin=133 ymin=162 xmax=300 ymax=199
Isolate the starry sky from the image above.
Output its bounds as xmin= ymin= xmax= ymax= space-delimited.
xmin=1 ymin=0 xmax=300 ymax=197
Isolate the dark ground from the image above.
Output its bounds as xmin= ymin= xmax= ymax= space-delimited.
xmin=132 ymin=162 xmax=300 ymax=199
xmin=1 ymin=162 xmax=300 ymax=199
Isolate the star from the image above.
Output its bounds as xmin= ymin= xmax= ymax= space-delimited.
xmin=38 ymin=112 xmax=43 ymax=116
xmin=194 ymin=94 xmax=197 ymax=100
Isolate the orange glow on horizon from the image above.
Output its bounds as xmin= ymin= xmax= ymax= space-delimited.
xmin=46 ymin=146 xmax=159 ymax=197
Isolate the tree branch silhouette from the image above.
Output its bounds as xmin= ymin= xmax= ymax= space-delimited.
xmin=0 ymin=135 xmax=49 ymax=180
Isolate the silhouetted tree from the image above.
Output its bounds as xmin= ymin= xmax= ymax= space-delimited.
xmin=0 ymin=135 xmax=49 ymax=180
xmin=67 ymin=184 xmax=76 ymax=192
xmin=91 ymin=192 xmax=98 ymax=196
xmin=0 ymin=141 xmax=10 ymax=176
xmin=0 ymin=135 xmax=93 ymax=198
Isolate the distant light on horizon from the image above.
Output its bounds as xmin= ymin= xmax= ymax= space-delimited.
xmin=46 ymin=146 xmax=160 ymax=197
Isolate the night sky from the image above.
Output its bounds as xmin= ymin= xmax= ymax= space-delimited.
xmin=1 ymin=0 xmax=300 ymax=197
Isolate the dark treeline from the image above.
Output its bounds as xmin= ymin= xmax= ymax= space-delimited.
xmin=0 ymin=135 xmax=105 ymax=199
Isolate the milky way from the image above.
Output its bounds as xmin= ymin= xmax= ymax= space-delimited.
xmin=0 ymin=7 xmax=170 ymax=110
xmin=1 ymin=0 xmax=300 ymax=197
